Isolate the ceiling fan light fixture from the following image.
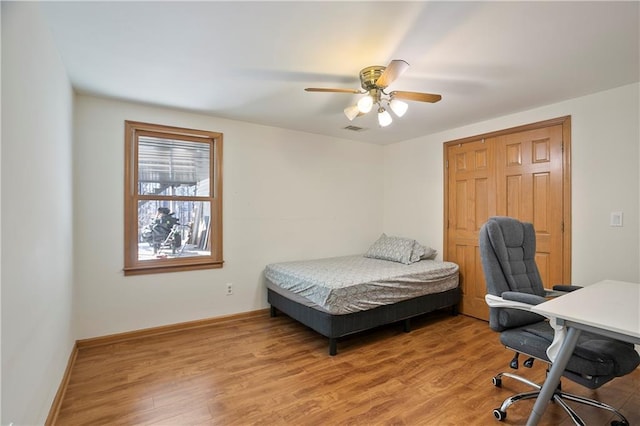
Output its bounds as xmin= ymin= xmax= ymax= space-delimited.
xmin=304 ymin=60 xmax=441 ymax=128
xmin=389 ymin=98 xmax=408 ymax=117
xmin=377 ymin=107 xmax=392 ymax=127
xmin=344 ymin=105 xmax=360 ymax=121
xmin=357 ymin=95 xmax=374 ymax=113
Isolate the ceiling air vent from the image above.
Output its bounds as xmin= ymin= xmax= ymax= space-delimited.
xmin=343 ymin=125 xmax=366 ymax=132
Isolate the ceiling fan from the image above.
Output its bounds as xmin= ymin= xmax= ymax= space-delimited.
xmin=305 ymin=60 xmax=441 ymax=127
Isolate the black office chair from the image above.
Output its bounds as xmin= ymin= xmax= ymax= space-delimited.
xmin=479 ymin=216 xmax=639 ymax=426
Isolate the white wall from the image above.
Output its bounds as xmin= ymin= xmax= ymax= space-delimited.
xmin=383 ymin=83 xmax=640 ymax=285
xmin=1 ymin=2 xmax=75 ymax=425
xmin=73 ymin=95 xmax=384 ymax=339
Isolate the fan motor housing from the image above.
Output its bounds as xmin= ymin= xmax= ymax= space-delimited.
xmin=359 ymin=66 xmax=386 ymax=90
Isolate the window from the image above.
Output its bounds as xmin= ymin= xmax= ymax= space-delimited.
xmin=124 ymin=121 xmax=223 ymax=275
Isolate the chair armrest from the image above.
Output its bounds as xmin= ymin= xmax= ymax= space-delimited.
xmin=543 ymin=285 xmax=582 ymax=297
xmin=552 ymin=284 xmax=582 ymax=292
xmin=485 ymin=294 xmax=536 ymax=312
xmin=501 ymin=291 xmax=547 ymax=305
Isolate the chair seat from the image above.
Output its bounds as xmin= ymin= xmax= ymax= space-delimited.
xmin=500 ymin=321 xmax=640 ymax=389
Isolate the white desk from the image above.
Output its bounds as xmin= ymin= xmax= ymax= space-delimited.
xmin=527 ymin=280 xmax=640 ymax=426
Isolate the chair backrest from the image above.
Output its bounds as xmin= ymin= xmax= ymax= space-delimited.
xmin=479 ymin=216 xmax=546 ymax=331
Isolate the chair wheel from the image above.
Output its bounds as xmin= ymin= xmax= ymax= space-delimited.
xmin=493 ymin=409 xmax=507 ymax=421
xmin=492 ymin=377 xmax=502 ymax=387
xmin=611 ymin=421 xmax=628 ymax=426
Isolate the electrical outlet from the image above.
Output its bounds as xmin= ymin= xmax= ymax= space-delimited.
xmin=226 ymin=283 xmax=233 ymax=295
xmin=610 ymin=211 xmax=623 ymax=227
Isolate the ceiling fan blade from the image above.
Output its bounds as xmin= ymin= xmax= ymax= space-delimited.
xmin=390 ymin=90 xmax=442 ymax=103
xmin=305 ymin=88 xmax=362 ymax=94
xmin=375 ymin=60 xmax=410 ymax=88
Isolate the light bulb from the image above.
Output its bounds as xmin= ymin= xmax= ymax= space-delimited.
xmin=357 ymin=95 xmax=373 ymax=113
xmin=378 ymin=108 xmax=392 ymax=127
xmin=343 ymin=105 xmax=360 ymax=121
xmin=389 ymin=99 xmax=408 ymax=117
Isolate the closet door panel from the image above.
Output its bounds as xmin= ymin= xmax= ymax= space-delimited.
xmin=496 ymin=126 xmax=564 ymax=289
xmin=446 ymin=140 xmax=495 ymax=320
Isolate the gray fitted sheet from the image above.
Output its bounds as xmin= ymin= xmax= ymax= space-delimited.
xmin=265 ymin=255 xmax=459 ymax=315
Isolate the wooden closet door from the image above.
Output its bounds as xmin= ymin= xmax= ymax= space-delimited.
xmin=495 ymin=125 xmax=565 ymax=288
xmin=445 ymin=139 xmax=496 ymax=320
xmin=444 ymin=117 xmax=570 ymax=321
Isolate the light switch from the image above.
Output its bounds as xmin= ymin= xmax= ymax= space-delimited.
xmin=610 ymin=211 xmax=623 ymax=227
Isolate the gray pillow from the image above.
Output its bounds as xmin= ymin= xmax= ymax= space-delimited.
xmin=410 ymin=241 xmax=426 ymax=263
xmin=410 ymin=242 xmax=437 ymax=262
xmin=365 ymin=233 xmax=415 ymax=264
xmin=420 ymin=244 xmax=438 ymax=260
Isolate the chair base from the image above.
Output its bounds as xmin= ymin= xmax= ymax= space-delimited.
xmin=492 ymin=372 xmax=630 ymax=426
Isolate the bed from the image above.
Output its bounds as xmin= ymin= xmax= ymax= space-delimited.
xmin=265 ymin=237 xmax=460 ymax=355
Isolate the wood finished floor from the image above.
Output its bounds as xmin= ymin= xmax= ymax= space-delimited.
xmin=56 ymin=310 xmax=639 ymax=425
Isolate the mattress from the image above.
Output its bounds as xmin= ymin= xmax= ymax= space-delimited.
xmin=265 ymin=255 xmax=459 ymax=315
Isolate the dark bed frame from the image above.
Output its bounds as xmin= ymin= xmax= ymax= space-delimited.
xmin=268 ymin=286 xmax=461 ymax=355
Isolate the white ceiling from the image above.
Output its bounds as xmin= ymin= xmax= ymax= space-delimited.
xmin=39 ymin=1 xmax=639 ymax=145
